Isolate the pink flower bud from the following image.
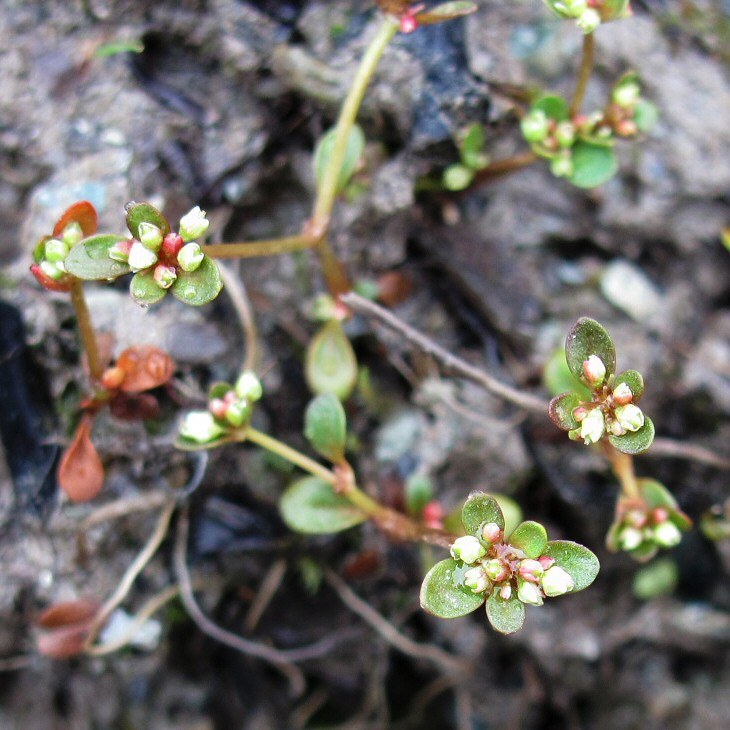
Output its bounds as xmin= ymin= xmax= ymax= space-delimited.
xmin=481 ymin=522 xmax=503 ymax=543
xmin=612 ymin=382 xmax=633 ymax=405
xmin=583 ymin=355 xmax=606 ymax=386
xmin=162 ymin=233 xmax=184 ymax=258
xmin=518 ymin=559 xmax=544 ymax=583
xmin=538 ymin=555 xmax=555 ymax=570
xmin=499 ymin=584 xmax=512 ymax=600
xmin=652 ymin=507 xmax=669 ymax=524
xmin=208 ymin=398 xmax=228 ymax=419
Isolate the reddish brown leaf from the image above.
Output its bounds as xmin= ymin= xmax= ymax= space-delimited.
xmin=36 ymin=598 xmax=100 ymax=659
xmin=377 ymin=271 xmax=413 ymax=307
xmin=29 ymin=264 xmax=73 ymax=293
xmin=109 ymin=392 xmax=160 ymax=421
xmin=117 ymin=345 xmax=175 ymax=393
xmin=58 ymin=415 xmax=104 ymax=502
xmin=37 ymin=599 xmax=100 ymax=629
xmin=52 ymin=200 xmax=98 ymax=238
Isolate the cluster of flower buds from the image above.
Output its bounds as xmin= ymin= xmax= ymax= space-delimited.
xmin=450 ymin=524 xmax=576 ymax=606
xmin=31 ymin=220 xmax=83 ymax=290
xmin=109 ymin=206 xmax=209 ymax=292
xmin=179 ymin=371 xmax=263 ymax=444
xmin=544 ymin=0 xmax=631 ymax=34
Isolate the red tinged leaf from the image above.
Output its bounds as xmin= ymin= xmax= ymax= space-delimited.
xmin=29 ymin=264 xmax=73 ymax=292
xmin=36 ymin=598 xmax=100 ymax=658
xmin=58 ymin=415 xmax=104 ymax=502
xmin=109 ymin=392 xmax=160 ymax=421
xmin=116 ymin=345 xmax=175 ymax=393
xmin=52 ymin=201 xmax=98 ymax=238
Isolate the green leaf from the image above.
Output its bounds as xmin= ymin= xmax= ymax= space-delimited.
xmin=628 ymin=541 xmax=659 ymax=563
xmin=543 ymin=348 xmax=592 ymax=399
xmin=461 ymin=493 xmax=504 ymax=536
xmin=175 ymin=434 xmax=236 ymax=451
xmin=304 ymin=393 xmax=347 ymax=463
xmin=508 ymin=521 xmax=548 ymax=559
xmin=567 ymin=142 xmax=618 ymax=188
xmin=609 ymin=416 xmax=655 ymax=454
xmin=279 ymin=476 xmax=366 ymax=534
xmin=405 ymin=474 xmax=433 ymax=516
xmin=613 ymin=369 xmax=645 ymax=400
xmin=416 ymin=1 xmax=478 ymax=25
xmin=542 ymin=540 xmax=599 ymax=592
xmin=442 ymin=164 xmax=474 ymax=191
xmin=565 ymin=317 xmax=616 ymax=384
xmin=548 ymin=391 xmax=583 ymax=431
xmin=600 ymin=0 xmax=630 ymax=21
xmin=459 ymin=123 xmax=488 ymax=170
xmin=94 ymin=39 xmax=144 ymax=57
xmin=486 ymin=591 xmax=525 ymax=634
xmin=420 ymin=559 xmax=485 ymax=619
xmin=171 ymin=257 xmax=223 ymax=306
xmin=125 ymin=202 xmax=171 ymax=240
xmin=314 ymin=125 xmax=365 ymax=195
xmin=490 ymin=494 xmax=523 ymax=538
xmin=632 ymin=558 xmax=678 ymax=600
xmin=639 ymin=478 xmax=692 ymax=531
xmin=633 ymin=100 xmax=659 ymax=133
xmin=64 ymin=234 xmax=131 ymax=280
xmin=130 ymin=270 xmax=167 ymax=305
xmin=305 ymin=320 xmax=358 ymax=400
xmin=532 ymin=94 xmax=570 ymax=122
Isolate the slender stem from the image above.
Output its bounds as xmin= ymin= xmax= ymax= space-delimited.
xmin=69 ymin=279 xmax=103 ymax=381
xmin=468 ymin=150 xmax=538 ymax=188
xmin=311 ymin=17 xmax=399 ymax=227
xmin=604 ymin=443 xmax=641 ymax=501
xmin=204 ymin=234 xmax=318 ymax=260
xmin=217 ymin=262 xmax=260 ymax=373
xmin=571 ymin=33 xmax=595 ymax=117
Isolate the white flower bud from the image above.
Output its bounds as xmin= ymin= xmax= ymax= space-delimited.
xmin=62 ymin=222 xmax=84 ymax=246
xmin=615 ymin=404 xmax=644 ymax=433
xmin=39 ymin=260 xmax=65 ymax=281
xmin=481 ymin=522 xmax=502 ymax=544
xmin=179 ymin=411 xmax=225 ymax=443
xmin=138 ymin=222 xmax=163 ymax=251
xmin=484 ymin=558 xmax=509 ymax=583
xmin=499 ymin=584 xmax=512 ymax=600
xmin=44 ymin=238 xmax=70 ymax=262
xmin=583 ymin=355 xmax=607 ymax=385
xmin=555 ymin=121 xmax=576 ymax=148
xmin=463 ymin=567 xmax=490 ymax=594
xmin=521 ymin=109 xmax=550 ymax=144
xmin=612 ymin=382 xmax=633 ymax=405
xmin=518 ymin=559 xmax=544 ymax=583
xmin=612 ymin=81 xmax=640 ymax=109
xmin=177 ymin=242 xmax=205 ymax=272
xmin=128 ymin=241 xmax=158 ymax=272
xmin=576 ymin=7 xmax=601 ymax=34
xmin=178 ymin=206 xmax=209 ymax=242
xmin=580 ymin=408 xmax=605 ymax=445
xmin=153 ymin=264 xmax=177 ymax=290
xmin=553 ymin=0 xmax=587 ymax=18
xmin=517 ymin=579 xmax=544 ymax=606
xmin=224 ymin=400 xmax=251 ymax=428
xmin=653 ymin=521 xmax=682 ymax=548
xmin=541 ymin=566 xmax=575 ymax=597
xmin=550 ymin=152 xmax=574 ymax=178
xmin=619 ymin=526 xmax=644 ymax=551
xmin=450 ymin=536 xmax=486 ymax=565
xmin=235 ymin=371 xmax=263 ymax=402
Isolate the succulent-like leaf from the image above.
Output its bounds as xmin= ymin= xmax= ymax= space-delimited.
xmin=544 ymin=348 xmax=592 ymax=399
xmin=53 ymin=201 xmax=98 ymax=238
xmin=632 ymin=558 xmax=678 ymax=600
xmin=209 ymin=382 xmax=233 ymax=400
xmin=130 ymin=270 xmax=167 ymax=306
xmin=613 ymin=369 xmax=645 ymax=400
xmin=29 ymin=263 xmax=73 ymax=292
xmin=420 ymin=559 xmax=485 ymax=619
xmin=280 ymin=476 xmax=366 ymax=534
xmin=171 ymin=257 xmax=223 ymax=306
xmin=415 ymin=1 xmax=478 ymax=25
xmin=639 ymin=478 xmax=692 ymax=530
xmin=116 ymin=345 xmax=175 ymax=393
xmin=461 ymin=492 xmax=504 ymax=536
xmin=486 ymin=591 xmax=525 ymax=634
xmin=567 ymin=142 xmax=618 ymax=188
xmin=634 ymin=100 xmax=659 ymax=133
xmin=314 ymin=125 xmax=365 ymax=195
xmin=58 ymin=415 xmax=104 ymax=502
xmin=608 ymin=416 xmax=655 ymax=454
xmin=542 ymin=540 xmax=599 ymax=592
xmin=304 ymin=393 xmax=347 ymax=463
xmin=509 ymin=521 xmax=548 ymax=559
xmin=565 ymin=317 xmax=616 ymax=384
xmin=533 ymin=94 xmax=570 ymax=122
xmin=125 ymin=202 xmax=171 ymax=240
xmin=64 ymin=234 xmax=131 ymax=280
xmin=305 ymin=320 xmax=358 ymax=400
xmin=459 ymin=123 xmax=488 ymax=170
xmin=490 ymin=494 xmax=523 ymax=539
xmin=628 ymin=541 xmax=659 ymax=563
xmin=548 ymin=391 xmax=583 ymax=431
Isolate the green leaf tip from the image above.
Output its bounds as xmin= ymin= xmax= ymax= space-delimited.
xmin=608 ymin=416 xmax=655 ymax=454
xmin=509 ymin=521 xmax=548 ymax=559
xmin=565 ymin=317 xmax=616 ymax=385
xmin=461 ymin=492 xmax=505 ymax=536
xmin=486 ymin=591 xmax=525 ymax=634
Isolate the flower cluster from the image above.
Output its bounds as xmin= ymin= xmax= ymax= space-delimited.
xmin=607 ymin=480 xmax=692 ymax=561
xmin=421 ymin=494 xmax=598 ymax=633
xmin=544 ymin=0 xmax=631 ymax=34
xmin=549 ymin=318 xmax=655 ymax=455
xmin=178 ymin=371 xmax=263 ymax=446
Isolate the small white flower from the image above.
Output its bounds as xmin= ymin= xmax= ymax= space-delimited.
xmin=463 ymin=567 xmax=490 ymax=594
xmin=450 ymin=536 xmax=486 ymax=564
xmin=580 ymin=408 xmax=605 ymax=445
xmin=153 ymin=264 xmax=177 ymax=290
xmin=39 ymin=260 xmax=65 ymax=281
xmin=138 ymin=222 xmax=163 ymax=251
xmin=615 ymin=404 xmax=644 ymax=433
xmin=576 ymin=7 xmax=601 ymax=34
xmin=583 ymin=355 xmax=607 ymax=386
xmin=128 ymin=241 xmax=158 ymax=272
xmin=653 ymin=521 xmax=682 ymax=548
xmin=180 ymin=411 xmax=225 ymax=443
xmin=179 ymin=206 xmax=209 ymax=242
xmin=619 ymin=526 xmax=644 ymax=551
xmin=235 ymin=371 xmax=263 ymax=402
xmin=44 ymin=238 xmax=70 ymax=262
xmin=484 ymin=558 xmax=509 ymax=582
xmin=177 ymin=242 xmax=205 ymax=272
xmin=541 ymin=566 xmax=575 ymax=597
xmin=517 ymin=579 xmax=544 ymax=606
